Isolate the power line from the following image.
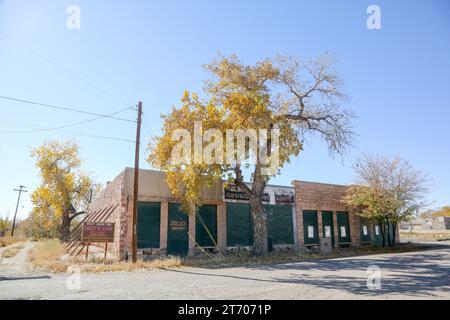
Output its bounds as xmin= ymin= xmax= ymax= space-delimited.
xmin=0 ymin=95 xmax=136 ymax=123
xmin=0 ymin=120 xmax=135 ymax=143
xmin=0 ymin=31 xmax=134 ymax=108
xmin=1 ymin=106 xmax=135 ymax=134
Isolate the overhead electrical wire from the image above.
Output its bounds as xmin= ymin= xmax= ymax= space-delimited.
xmin=0 ymin=31 xmax=134 ymax=108
xmin=0 ymin=120 xmax=135 ymax=143
xmin=0 ymin=95 xmax=136 ymax=123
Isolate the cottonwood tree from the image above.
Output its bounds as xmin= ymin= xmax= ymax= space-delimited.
xmin=31 ymin=141 xmax=101 ymax=241
xmin=345 ymin=155 xmax=429 ymax=246
xmin=148 ymin=54 xmax=354 ymax=256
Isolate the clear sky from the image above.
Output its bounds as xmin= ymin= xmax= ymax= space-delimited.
xmin=0 ymin=0 xmax=449 ymax=220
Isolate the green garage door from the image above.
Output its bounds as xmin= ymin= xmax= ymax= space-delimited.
xmin=337 ymin=212 xmax=351 ymax=243
xmin=195 ymin=205 xmax=217 ymax=247
xmin=167 ymin=203 xmax=189 ymax=256
xmin=303 ymin=210 xmax=319 ymax=245
xmin=360 ymin=219 xmax=371 ymax=243
xmin=265 ymin=204 xmax=294 ymax=245
xmin=321 ymin=211 xmax=335 ymax=246
xmin=137 ymin=202 xmax=161 ymax=249
xmin=226 ymin=203 xmax=253 ymax=246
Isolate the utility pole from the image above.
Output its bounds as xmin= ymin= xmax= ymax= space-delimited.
xmin=131 ymin=101 xmax=142 ymax=263
xmin=11 ymin=185 xmax=27 ymax=237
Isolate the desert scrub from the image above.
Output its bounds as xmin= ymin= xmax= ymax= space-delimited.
xmin=0 ymin=236 xmax=26 ymax=248
xmin=28 ymin=239 xmax=68 ymax=273
xmin=1 ymin=243 xmax=25 ymax=258
xmin=77 ymin=256 xmax=182 ymax=273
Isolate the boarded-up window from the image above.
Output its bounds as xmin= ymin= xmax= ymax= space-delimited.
xmin=195 ymin=205 xmax=217 ymax=247
xmin=137 ymin=202 xmax=161 ymax=249
xmin=265 ymin=204 xmax=294 ymax=245
xmin=226 ymin=203 xmax=253 ymax=247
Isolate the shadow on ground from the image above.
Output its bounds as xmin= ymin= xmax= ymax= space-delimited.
xmin=168 ymin=248 xmax=450 ymax=298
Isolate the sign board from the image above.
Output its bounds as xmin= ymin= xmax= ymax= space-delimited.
xmin=81 ymin=222 xmax=115 ymax=243
xmin=225 ymin=185 xmax=270 ymax=202
xmin=340 ymin=226 xmax=347 ymax=238
xmin=362 ymin=225 xmax=368 ymax=236
xmin=324 ymin=225 xmax=331 ymax=238
xmin=307 ymin=226 xmax=314 ymax=238
xmin=274 ymin=190 xmax=295 ymax=204
xmin=170 ymin=220 xmax=187 ymax=231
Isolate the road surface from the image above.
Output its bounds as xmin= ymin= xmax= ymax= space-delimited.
xmin=1 ymin=243 xmax=449 ymax=300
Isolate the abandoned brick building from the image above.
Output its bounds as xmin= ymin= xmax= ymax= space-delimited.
xmin=85 ymin=168 xmax=398 ymax=260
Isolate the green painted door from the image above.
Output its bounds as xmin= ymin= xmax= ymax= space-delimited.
xmin=137 ymin=202 xmax=161 ymax=249
xmin=360 ymin=219 xmax=371 ymax=243
xmin=265 ymin=204 xmax=294 ymax=245
xmin=321 ymin=211 xmax=335 ymax=246
xmin=226 ymin=203 xmax=253 ymax=246
xmin=195 ymin=205 xmax=217 ymax=247
xmin=337 ymin=212 xmax=351 ymax=243
xmin=303 ymin=210 xmax=319 ymax=245
xmin=373 ymin=223 xmax=383 ymax=246
xmin=167 ymin=203 xmax=189 ymax=256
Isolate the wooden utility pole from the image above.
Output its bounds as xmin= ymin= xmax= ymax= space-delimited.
xmin=11 ymin=185 xmax=27 ymax=236
xmin=131 ymin=101 xmax=142 ymax=263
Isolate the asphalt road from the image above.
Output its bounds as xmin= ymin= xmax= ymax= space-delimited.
xmin=1 ymin=245 xmax=450 ymax=300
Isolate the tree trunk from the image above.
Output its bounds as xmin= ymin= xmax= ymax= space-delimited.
xmin=386 ymin=220 xmax=392 ymax=247
xmin=379 ymin=222 xmax=386 ymax=247
xmin=391 ymin=222 xmax=397 ymax=246
xmin=250 ymin=195 xmax=268 ymax=256
xmin=59 ymin=212 xmax=71 ymax=241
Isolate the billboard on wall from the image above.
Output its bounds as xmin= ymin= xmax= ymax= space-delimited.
xmin=224 ymin=184 xmax=295 ymax=205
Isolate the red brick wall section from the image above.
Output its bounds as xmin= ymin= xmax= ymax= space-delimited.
xmin=293 ymin=181 xmax=361 ymax=248
xmin=88 ymin=169 xmax=128 ymax=260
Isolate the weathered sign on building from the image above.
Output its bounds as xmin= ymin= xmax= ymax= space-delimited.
xmin=224 ymin=184 xmax=271 ymax=202
xmin=81 ymin=222 xmax=115 ymax=243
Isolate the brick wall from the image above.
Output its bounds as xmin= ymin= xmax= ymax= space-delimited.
xmin=293 ymin=181 xmax=361 ymax=248
xmin=88 ymin=169 xmax=128 ymax=260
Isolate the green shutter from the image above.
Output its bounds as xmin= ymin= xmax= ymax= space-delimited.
xmin=137 ymin=202 xmax=161 ymax=249
xmin=195 ymin=205 xmax=217 ymax=247
xmin=337 ymin=212 xmax=351 ymax=243
xmin=226 ymin=203 xmax=253 ymax=246
xmin=264 ymin=204 xmax=294 ymax=245
xmin=321 ymin=211 xmax=335 ymax=246
xmin=167 ymin=203 xmax=189 ymax=256
xmin=303 ymin=210 xmax=319 ymax=245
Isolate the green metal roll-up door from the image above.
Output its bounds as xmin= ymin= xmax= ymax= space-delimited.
xmin=195 ymin=205 xmax=217 ymax=247
xmin=167 ymin=203 xmax=189 ymax=256
xmin=337 ymin=212 xmax=351 ymax=243
xmin=226 ymin=203 xmax=253 ymax=247
xmin=360 ymin=219 xmax=371 ymax=243
xmin=303 ymin=210 xmax=319 ymax=245
xmin=137 ymin=202 xmax=161 ymax=249
xmin=321 ymin=211 xmax=335 ymax=246
xmin=264 ymin=204 xmax=294 ymax=245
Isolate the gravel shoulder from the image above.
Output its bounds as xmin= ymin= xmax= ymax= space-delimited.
xmin=1 ymin=243 xmax=449 ymax=300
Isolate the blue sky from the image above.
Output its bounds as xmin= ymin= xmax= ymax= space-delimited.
xmin=0 ymin=0 xmax=449 ymax=220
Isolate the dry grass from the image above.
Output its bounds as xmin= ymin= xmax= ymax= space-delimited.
xmin=28 ymin=242 xmax=431 ymax=274
xmin=28 ymin=239 xmax=68 ymax=273
xmin=1 ymin=243 xmax=25 ymax=258
xmin=0 ymin=236 xmax=26 ymax=248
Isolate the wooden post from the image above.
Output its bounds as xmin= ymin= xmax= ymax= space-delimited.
xmin=104 ymin=242 xmax=108 ymax=261
xmin=85 ymin=243 xmax=90 ymax=261
xmin=132 ymin=102 xmax=142 ymax=263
